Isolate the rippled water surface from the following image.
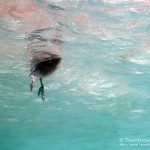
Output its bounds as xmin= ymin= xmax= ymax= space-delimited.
xmin=0 ymin=0 xmax=150 ymax=149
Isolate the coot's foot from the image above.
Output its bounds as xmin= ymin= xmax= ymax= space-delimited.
xmin=38 ymin=78 xmax=45 ymax=101
xmin=30 ymin=77 xmax=35 ymax=91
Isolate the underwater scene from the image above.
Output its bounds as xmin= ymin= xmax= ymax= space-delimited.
xmin=0 ymin=0 xmax=150 ymax=149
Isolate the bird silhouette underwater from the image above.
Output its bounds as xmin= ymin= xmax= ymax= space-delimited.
xmin=29 ymin=55 xmax=61 ymax=101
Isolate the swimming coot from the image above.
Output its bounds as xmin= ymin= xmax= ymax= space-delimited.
xmin=29 ymin=55 xmax=61 ymax=100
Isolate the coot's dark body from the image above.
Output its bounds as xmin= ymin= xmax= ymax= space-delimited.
xmin=30 ymin=56 xmax=61 ymax=78
xmin=35 ymin=57 xmax=61 ymax=76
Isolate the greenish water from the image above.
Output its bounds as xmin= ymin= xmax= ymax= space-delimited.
xmin=0 ymin=0 xmax=150 ymax=149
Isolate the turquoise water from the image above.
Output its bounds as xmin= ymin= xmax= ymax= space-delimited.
xmin=0 ymin=0 xmax=150 ymax=149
